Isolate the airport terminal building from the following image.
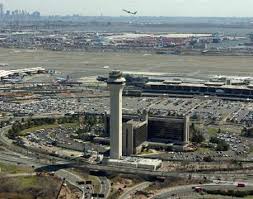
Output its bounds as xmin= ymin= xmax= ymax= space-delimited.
xmin=143 ymin=80 xmax=253 ymax=99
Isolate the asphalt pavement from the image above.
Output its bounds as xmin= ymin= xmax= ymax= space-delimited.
xmin=99 ymin=176 xmax=111 ymax=198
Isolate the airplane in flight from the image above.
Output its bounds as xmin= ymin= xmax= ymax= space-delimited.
xmin=122 ymin=9 xmax=138 ymax=15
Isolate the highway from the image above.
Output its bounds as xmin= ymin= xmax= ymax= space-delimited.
xmin=76 ymin=162 xmax=253 ymax=181
xmin=55 ymin=169 xmax=94 ymax=199
xmin=1 ymin=173 xmax=37 ymax=178
xmin=153 ymin=184 xmax=206 ymax=199
xmin=152 ymin=183 xmax=253 ymax=199
xmin=99 ymin=176 xmax=111 ymax=198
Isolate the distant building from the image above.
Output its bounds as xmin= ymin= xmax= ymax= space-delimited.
xmin=5 ymin=10 xmax=10 ymax=16
xmin=0 ymin=4 xmax=3 ymax=18
xmin=144 ymin=81 xmax=253 ymax=99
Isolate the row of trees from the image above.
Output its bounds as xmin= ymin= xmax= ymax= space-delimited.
xmin=8 ymin=117 xmax=56 ymax=139
xmin=0 ymin=120 xmax=11 ymax=128
xmin=190 ymin=123 xmax=230 ymax=151
xmin=7 ymin=114 xmax=105 ymax=140
xmin=190 ymin=123 xmax=205 ymax=144
xmin=210 ymin=136 xmax=229 ymax=151
xmin=57 ymin=115 xmax=79 ymax=124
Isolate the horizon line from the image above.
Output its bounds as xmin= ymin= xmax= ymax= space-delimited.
xmin=40 ymin=15 xmax=253 ymax=18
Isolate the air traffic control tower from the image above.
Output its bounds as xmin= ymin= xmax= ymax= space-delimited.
xmin=107 ymin=70 xmax=126 ymax=159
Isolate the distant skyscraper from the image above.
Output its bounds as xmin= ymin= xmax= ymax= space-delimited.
xmin=0 ymin=3 xmax=3 ymax=17
xmin=5 ymin=10 xmax=10 ymax=16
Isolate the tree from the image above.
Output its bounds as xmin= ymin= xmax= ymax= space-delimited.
xmin=191 ymin=123 xmax=195 ymax=131
xmin=216 ymin=141 xmax=229 ymax=151
xmin=203 ymin=155 xmax=213 ymax=162
xmin=191 ymin=130 xmax=205 ymax=144
xmin=7 ymin=129 xmax=16 ymax=139
xmin=210 ymin=136 xmax=220 ymax=144
xmin=210 ymin=136 xmax=229 ymax=151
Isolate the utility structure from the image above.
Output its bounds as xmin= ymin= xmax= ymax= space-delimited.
xmin=107 ymin=70 xmax=126 ymax=159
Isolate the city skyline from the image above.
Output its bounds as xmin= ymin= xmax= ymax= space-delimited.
xmin=0 ymin=0 xmax=253 ymax=17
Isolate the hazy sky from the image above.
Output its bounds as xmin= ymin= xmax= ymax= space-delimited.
xmin=1 ymin=0 xmax=253 ymax=17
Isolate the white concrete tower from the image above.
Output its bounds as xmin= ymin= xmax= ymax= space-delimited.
xmin=107 ymin=70 xmax=126 ymax=159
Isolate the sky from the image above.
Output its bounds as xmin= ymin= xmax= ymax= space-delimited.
xmin=1 ymin=0 xmax=253 ymax=17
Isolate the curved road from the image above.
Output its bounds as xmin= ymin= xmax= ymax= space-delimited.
xmin=99 ymin=176 xmax=111 ymax=198
xmin=152 ymin=182 xmax=253 ymax=199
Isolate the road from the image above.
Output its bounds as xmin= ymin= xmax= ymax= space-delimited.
xmin=1 ymin=173 xmax=37 ymax=178
xmin=99 ymin=176 xmax=111 ymax=199
xmin=55 ymin=169 xmax=94 ymax=199
xmin=152 ymin=182 xmax=253 ymax=199
xmin=119 ymin=182 xmax=152 ymax=199
xmin=152 ymin=184 xmax=212 ymax=199
xmin=77 ymin=162 xmax=253 ymax=181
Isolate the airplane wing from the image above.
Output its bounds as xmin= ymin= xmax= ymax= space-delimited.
xmin=122 ymin=9 xmax=130 ymax=13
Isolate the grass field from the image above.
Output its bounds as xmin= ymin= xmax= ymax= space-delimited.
xmin=207 ymin=127 xmax=219 ymax=137
xmin=0 ymin=162 xmax=33 ymax=174
xmin=19 ymin=124 xmax=59 ymax=136
xmin=0 ymin=176 xmax=61 ymax=199
xmin=1 ymin=48 xmax=253 ymax=78
xmin=16 ymin=176 xmax=38 ymax=189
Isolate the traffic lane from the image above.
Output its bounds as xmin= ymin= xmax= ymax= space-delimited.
xmin=153 ymin=184 xmax=197 ymax=199
xmin=55 ymin=169 xmax=93 ymax=199
xmin=0 ymin=153 xmax=42 ymax=167
xmin=153 ymin=183 xmax=253 ymax=199
xmin=99 ymin=176 xmax=111 ymax=198
xmin=203 ymin=184 xmax=253 ymax=191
